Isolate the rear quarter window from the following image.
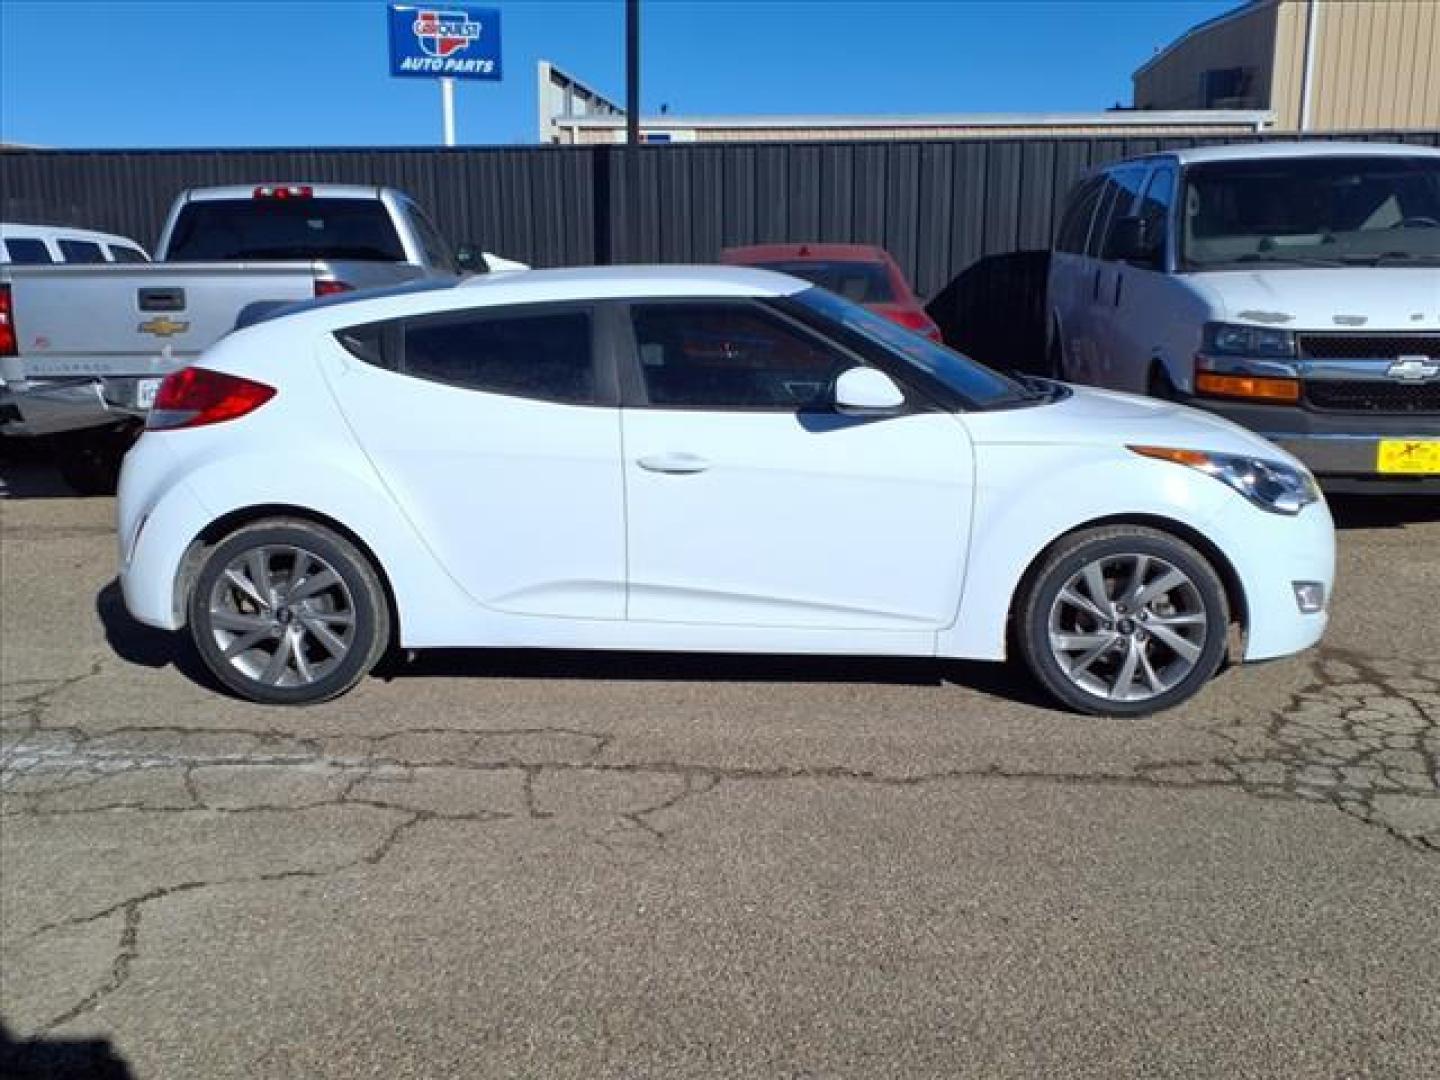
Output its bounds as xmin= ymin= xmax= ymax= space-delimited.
xmin=1 ymin=238 xmax=53 ymax=264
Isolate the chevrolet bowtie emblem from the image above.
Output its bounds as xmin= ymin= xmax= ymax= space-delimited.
xmin=138 ymin=315 xmax=190 ymax=338
xmin=1387 ymin=356 xmax=1439 ymax=382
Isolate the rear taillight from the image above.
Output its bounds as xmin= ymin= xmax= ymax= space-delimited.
xmin=147 ymin=367 xmax=276 ymax=430
xmin=314 ymin=279 xmax=354 ymax=298
xmin=0 ymin=285 xmax=16 ymax=357
xmin=886 ymin=307 xmax=943 ymax=343
xmin=253 ymin=184 xmax=313 ymax=200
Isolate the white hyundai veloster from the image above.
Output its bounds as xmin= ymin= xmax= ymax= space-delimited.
xmin=118 ymin=267 xmax=1334 ymax=714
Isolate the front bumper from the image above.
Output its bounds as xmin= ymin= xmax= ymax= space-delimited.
xmin=1183 ymin=395 xmax=1440 ymax=492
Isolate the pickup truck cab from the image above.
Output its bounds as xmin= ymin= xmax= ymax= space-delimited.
xmin=1 ymin=184 xmax=476 ymax=490
xmin=1047 ymin=142 xmax=1440 ymax=493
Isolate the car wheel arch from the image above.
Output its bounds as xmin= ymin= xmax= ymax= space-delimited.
xmin=173 ymin=504 xmax=401 ymax=649
xmin=1006 ymin=512 xmax=1249 ymax=656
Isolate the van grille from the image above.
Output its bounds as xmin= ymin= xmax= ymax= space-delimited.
xmin=1305 ymin=381 xmax=1440 ymax=413
xmin=1298 ymin=334 xmax=1440 ymax=360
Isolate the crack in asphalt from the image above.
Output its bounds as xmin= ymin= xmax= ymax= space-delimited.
xmin=2 ymin=648 xmax=1437 ymax=1037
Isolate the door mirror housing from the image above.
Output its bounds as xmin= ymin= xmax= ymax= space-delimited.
xmin=1108 ymin=216 xmax=1161 ymax=267
xmin=833 ymin=367 xmax=905 ymax=415
xmin=454 ymin=243 xmax=486 ymax=275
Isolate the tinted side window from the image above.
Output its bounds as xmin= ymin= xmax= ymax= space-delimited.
xmin=2 ymin=238 xmax=53 ymax=264
xmin=1137 ymin=167 xmax=1176 ymax=250
xmin=108 ymin=244 xmax=149 ymax=263
xmin=1055 ymin=177 xmax=1104 ymax=254
xmin=631 ymin=302 xmax=851 ymax=410
xmin=1096 ymin=166 xmax=1149 ymax=260
xmin=404 ymin=201 xmax=456 ymax=273
xmin=58 ymin=239 xmax=105 ymax=263
xmin=401 ymin=309 xmax=594 ymax=404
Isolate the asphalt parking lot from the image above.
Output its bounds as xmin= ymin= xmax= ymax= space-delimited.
xmin=2 ymin=458 xmax=1438 ymax=1079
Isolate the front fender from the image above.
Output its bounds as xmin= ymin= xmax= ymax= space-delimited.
xmin=939 ymin=445 xmax=1235 ymax=660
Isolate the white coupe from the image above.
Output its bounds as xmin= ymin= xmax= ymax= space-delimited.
xmin=118 ymin=267 xmax=1335 ymax=714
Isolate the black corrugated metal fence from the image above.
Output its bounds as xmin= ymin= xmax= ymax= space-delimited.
xmin=3 ymin=131 xmax=1436 ymax=368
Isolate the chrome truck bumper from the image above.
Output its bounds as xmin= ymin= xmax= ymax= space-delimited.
xmin=1184 ymin=396 xmax=1440 ymax=495
xmin=0 ymin=374 xmax=154 ymax=437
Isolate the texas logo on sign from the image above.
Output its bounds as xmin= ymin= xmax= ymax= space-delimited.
xmin=388 ymin=4 xmax=501 ymax=79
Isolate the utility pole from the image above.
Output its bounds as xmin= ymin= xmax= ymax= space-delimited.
xmin=626 ymin=0 xmax=640 ymax=145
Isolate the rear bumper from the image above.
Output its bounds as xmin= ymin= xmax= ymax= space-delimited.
xmin=0 ymin=376 xmax=155 ymax=436
xmin=1184 ymin=396 xmax=1440 ymax=491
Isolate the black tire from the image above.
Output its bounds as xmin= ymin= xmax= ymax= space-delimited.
xmin=187 ymin=519 xmax=390 ymax=705
xmin=55 ymin=425 xmax=135 ymax=496
xmin=1047 ymin=329 xmax=1066 ymax=380
xmin=1016 ymin=525 xmax=1230 ymax=717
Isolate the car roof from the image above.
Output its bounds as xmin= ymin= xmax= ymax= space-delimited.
xmin=1118 ymin=140 xmax=1440 ymax=169
xmin=181 ymin=184 xmax=390 ymax=202
xmin=0 ymin=221 xmax=146 ymax=249
xmin=720 ymin=243 xmax=895 ymax=264
xmin=237 ymin=264 xmax=811 ymax=335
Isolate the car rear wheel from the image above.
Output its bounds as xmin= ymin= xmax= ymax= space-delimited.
xmin=188 ymin=519 xmax=390 ymax=705
xmin=1016 ymin=525 xmax=1230 ymax=716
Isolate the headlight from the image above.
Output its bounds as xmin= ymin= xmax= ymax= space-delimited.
xmin=1204 ymin=321 xmax=1296 ymax=358
xmin=1129 ymin=445 xmax=1321 ymax=515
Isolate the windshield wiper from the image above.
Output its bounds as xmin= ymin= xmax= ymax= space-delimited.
xmin=1338 ymin=251 xmax=1440 ymax=267
xmin=1232 ymin=253 xmax=1346 ymax=268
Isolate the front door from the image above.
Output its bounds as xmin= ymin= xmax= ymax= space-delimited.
xmin=618 ymin=298 xmax=974 ymax=631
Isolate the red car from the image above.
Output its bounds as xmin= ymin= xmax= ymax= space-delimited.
xmin=718 ymin=242 xmax=942 ymax=342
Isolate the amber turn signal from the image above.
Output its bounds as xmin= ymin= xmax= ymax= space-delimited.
xmin=1128 ymin=446 xmax=1213 ymax=467
xmin=1194 ymin=372 xmax=1301 ymax=403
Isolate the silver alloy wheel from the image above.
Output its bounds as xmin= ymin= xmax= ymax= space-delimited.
xmin=1046 ymin=553 xmax=1209 ymax=703
xmin=206 ymin=544 xmax=357 ymax=688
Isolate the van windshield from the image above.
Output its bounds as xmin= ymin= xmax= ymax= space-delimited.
xmin=1180 ymin=155 xmax=1440 ymax=270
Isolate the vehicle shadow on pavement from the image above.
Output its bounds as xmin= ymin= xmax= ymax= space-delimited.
xmin=0 ymin=459 xmax=75 ymax=499
xmin=1328 ymin=494 xmax=1439 ymax=530
xmin=0 ymin=1022 xmax=135 ymax=1080
xmin=95 ymin=580 xmax=225 ymax=693
xmin=377 ymin=649 xmax=1057 ymax=707
xmin=97 ymin=579 xmax=1054 ymax=707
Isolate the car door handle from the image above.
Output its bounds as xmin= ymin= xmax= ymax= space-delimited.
xmin=637 ymin=452 xmax=711 ymax=474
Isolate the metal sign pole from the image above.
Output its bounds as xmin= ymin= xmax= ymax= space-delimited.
xmin=441 ymin=76 xmax=457 ymax=146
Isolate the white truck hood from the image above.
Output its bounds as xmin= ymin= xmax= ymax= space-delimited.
xmin=1193 ymin=267 xmax=1440 ymax=330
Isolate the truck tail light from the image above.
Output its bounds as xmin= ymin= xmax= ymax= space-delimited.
xmin=1194 ymin=372 xmax=1301 ymax=403
xmin=314 ymin=279 xmax=354 ymax=298
xmin=147 ymin=367 xmax=276 ymax=430
xmin=0 ymin=285 xmax=16 ymax=357
xmin=253 ymin=185 xmax=313 ymax=200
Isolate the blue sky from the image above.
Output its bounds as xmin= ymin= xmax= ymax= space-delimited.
xmin=1 ymin=0 xmax=1238 ymax=148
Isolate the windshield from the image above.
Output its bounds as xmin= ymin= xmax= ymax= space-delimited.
xmin=1181 ymin=155 xmax=1440 ymax=269
xmin=784 ymin=286 xmax=1034 ymax=410
xmin=753 ymin=260 xmax=897 ymax=303
xmin=166 ymin=198 xmax=407 ymax=262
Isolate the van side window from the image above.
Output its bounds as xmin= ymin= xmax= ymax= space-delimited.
xmin=57 ymin=239 xmax=105 ymax=264
xmin=1096 ymin=166 xmax=1149 ymax=260
xmin=1137 ymin=167 xmax=1176 ymax=251
xmin=1055 ymin=177 xmax=1104 ymax=254
xmin=2 ymin=238 xmax=53 ymax=264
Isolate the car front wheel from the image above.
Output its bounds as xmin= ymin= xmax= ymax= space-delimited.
xmin=187 ymin=519 xmax=390 ymax=705
xmin=1016 ymin=525 xmax=1230 ymax=716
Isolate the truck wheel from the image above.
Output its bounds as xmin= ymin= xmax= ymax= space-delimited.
xmin=187 ymin=519 xmax=391 ymax=705
xmin=1016 ymin=525 xmax=1230 ymax=717
xmin=55 ymin=425 xmax=136 ymax=496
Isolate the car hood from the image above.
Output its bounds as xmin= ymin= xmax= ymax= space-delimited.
xmin=1193 ymin=267 xmax=1440 ymax=330
xmin=962 ymin=384 xmax=1302 ymax=465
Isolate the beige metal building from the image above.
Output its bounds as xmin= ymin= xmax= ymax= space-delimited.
xmin=1133 ymin=0 xmax=1440 ymax=131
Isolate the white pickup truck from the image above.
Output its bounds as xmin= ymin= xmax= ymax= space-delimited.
xmin=0 ymin=183 xmax=498 ymax=491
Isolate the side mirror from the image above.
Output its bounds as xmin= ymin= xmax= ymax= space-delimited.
xmin=834 ymin=367 xmax=905 ymax=415
xmin=1108 ymin=216 xmax=1160 ymax=266
xmin=454 ymin=243 xmax=486 ymax=274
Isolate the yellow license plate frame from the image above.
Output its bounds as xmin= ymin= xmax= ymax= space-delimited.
xmin=1376 ymin=439 xmax=1440 ymax=475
